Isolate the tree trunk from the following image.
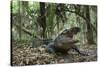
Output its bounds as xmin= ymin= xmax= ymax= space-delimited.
xmin=85 ymin=6 xmax=95 ymax=44
xmin=18 ymin=1 xmax=22 ymax=41
xmin=39 ymin=2 xmax=46 ymax=38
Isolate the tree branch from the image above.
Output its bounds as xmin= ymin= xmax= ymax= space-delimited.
xmin=14 ymin=23 xmax=33 ymax=36
xmin=65 ymin=9 xmax=97 ymax=33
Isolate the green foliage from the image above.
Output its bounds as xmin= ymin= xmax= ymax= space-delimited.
xmin=11 ymin=1 xmax=97 ymax=44
xmin=11 ymin=0 xmax=19 ymax=13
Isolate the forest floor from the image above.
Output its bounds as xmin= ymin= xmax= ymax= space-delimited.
xmin=12 ymin=42 xmax=97 ymax=66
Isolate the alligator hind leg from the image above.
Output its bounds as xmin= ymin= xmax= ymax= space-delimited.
xmin=72 ymin=45 xmax=88 ymax=56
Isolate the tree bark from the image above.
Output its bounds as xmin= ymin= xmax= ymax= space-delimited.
xmin=85 ymin=6 xmax=95 ymax=44
xmin=39 ymin=2 xmax=46 ymax=38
